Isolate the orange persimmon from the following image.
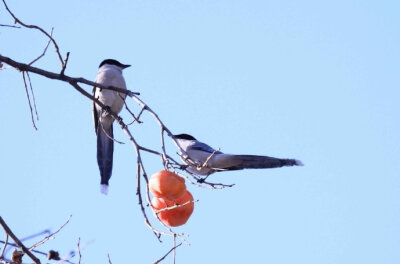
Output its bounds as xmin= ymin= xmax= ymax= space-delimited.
xmin=149 ymin=170 xmax=186 ymax=200
xmin=151 ymin=190 xmax=194 ymax=227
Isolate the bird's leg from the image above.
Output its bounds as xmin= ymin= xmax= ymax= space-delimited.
xmin=197 ymin=173 xmax=211 ymax=183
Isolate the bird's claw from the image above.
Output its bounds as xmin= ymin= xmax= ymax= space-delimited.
xmin=102 ymin=106 xmax=111 ymax=115
xmin=197 ymin=178 xmax=205 ymax=183
xmin=180 ymin=164 xmax=189 ymax=170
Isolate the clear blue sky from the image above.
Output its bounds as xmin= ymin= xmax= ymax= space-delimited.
xmin=1 ymin=0 xmax=399 ymax=263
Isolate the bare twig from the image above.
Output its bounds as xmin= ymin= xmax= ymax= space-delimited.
xmin=29 ymin=27 xmax=53 ymax=66
xmin=153 ymin=242 xmax=182 ymax=264
xmin=119 ymin=93 xmax=143 ymax=125
xmin=1 ymin=0 xmax=64 ymax=67
xmin=176 ymin=170 xmax=235 ymax=189
xmin=160 ymin=129 xmax=168 ymax=167
xmin=20 ymin=230 xmax=50 ymax=243
xmin=136 ymin=106 xmax=146 ymax=121
xmin=173 ymin=234 xmax=177 ymax=264
xmin=21 ymin=71 xmax=38 ymax=130
xmin=126 ymin=105 xmax=145 ymax=125
xmin=99 ymin=120 xmax=125 ymax=144
xmin=154 ymin=199 xmax=197 ymax=214
xmin=77 ymin=238 xmax=81 ymax=264
xmin=29 ymin=215 xmax=72 ymax=251
xmin=107 ymin=253 xmax=112 ymax=264
xmin=0 ymin=241 xmax=76 ymax=263
xmin=136 ymin=155 xmax=163 ymax=241
xmin=0 ymin=234 xmax=8 ymax=259
xmin=2 ymin=229 xmax=49 ymax=259
xmin=0 ymin=217 xmax=41 ymax=264
xmin=60 ymin=52 xmax=70 ymax=75
xmin=138 ymin=146 xmax=181 ymax=166
xmin=130 ymin=95 xmax=188 ymax=155
xmin=196 ymin=178 xmax=235 ymax=188
xmin=0 ymin=23 xmax=20 ymax=28
xmin=199 ymin=148 xmax=220 ymax=169
xmin=123 ymin=101 xmax=140 ymax=124
xmin=26 ymin=72 xmax=39 ymax=121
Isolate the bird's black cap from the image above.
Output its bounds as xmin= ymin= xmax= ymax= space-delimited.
xmin=173 ymin=134 xmax=196 ymax=140
xmin=99 ymin=59 xmax=131 ymax=69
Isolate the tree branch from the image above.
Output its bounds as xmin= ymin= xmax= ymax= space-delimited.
xmin=0 ymin=54 xmax=139 ymax=96
xmin=77 ymin=237 xmax=82 ymax=264
xmin=26 ymin=72 xmax=39 ymax=121
xmin=0 ymin=217 xmax=41 ymax=264
xmin=21 ymin=71 xmax=38 ymax=130
xmin=153 ymin=242 xmax=182 ymax=264
xmin=154 ymin=199 xmax=197 ymax=214
xmin=29 ymin=215 xmax=72 ymax=251
xmin=0 ymin=234 xmax=8 ymax=260
xmin=29 ymin=28 xmax=53 ymax=66
xmin=0 ymin=23 xmax=20 ymax=28
xmin=2 ymin=0 xmax=64 ymax=67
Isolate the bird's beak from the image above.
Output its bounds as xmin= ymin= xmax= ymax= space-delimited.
xmin=122 ymin=64 xmax=131 ymax=69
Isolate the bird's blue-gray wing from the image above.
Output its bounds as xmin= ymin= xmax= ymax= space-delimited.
xmin=190 ymin=142 xmax=223 ymax=154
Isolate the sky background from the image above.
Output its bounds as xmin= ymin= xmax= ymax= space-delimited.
xmin=1 ymin=0 xmax=399 ymax=263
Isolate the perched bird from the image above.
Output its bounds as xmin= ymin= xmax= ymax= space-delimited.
xmin=93 ymin=59 xmax=130 ymax=194
xmin=173 ymin=133 xmax=303 ymax=176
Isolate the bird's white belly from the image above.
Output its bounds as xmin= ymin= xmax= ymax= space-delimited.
xmin=96 ymin=89 xmax=125 ymax=113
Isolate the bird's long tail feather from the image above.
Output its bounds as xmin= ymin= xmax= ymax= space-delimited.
xmin=97 ymin=124 xmax=114 ymax=194
xmin=225 ymin=155 xmax=303 ymax=170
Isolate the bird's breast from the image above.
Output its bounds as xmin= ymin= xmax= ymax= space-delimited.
xmin=94 ymin=71 xmax=127 ymax=114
